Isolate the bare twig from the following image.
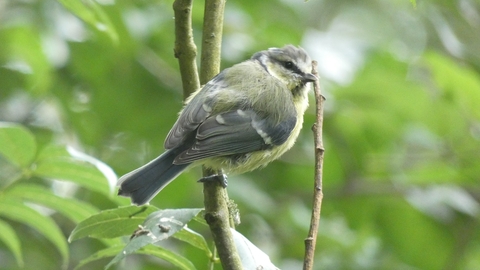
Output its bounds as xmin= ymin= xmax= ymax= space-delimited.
xmin=303 ymin=60 xmax=325 ymax=270
xmin=198 ymin=0 xmax=242 ymax=269
xmin=173 ymin=0 xmax=200 ymax=97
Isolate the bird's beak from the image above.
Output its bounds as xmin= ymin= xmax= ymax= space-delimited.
xmin=303 ymin=73 xmax=317 ymax=82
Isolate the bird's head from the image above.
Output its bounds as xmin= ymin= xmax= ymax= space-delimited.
xmin=252 ymin=45 xmax=317 ymax=94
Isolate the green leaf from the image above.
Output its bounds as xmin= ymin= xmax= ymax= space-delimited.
xmin=5 ymin=183 xmax=99 ymax=223
xmin=57 ymin=0 xmax=119 ymax=43
xmin=66 ymin=146 xmax=118 ymax=193
xmin=74 ymin=244 xmax=197 ymax=270
xmin=136 ymin=245 xmax=197 ymax=270
xmin=192 ymin=211 xmax=208 ymax=226
xmin=69 ymin=205 xmax=158 ymax=242
xmin=173 ymin=227 xmax=212 ymax=257
xmin=1 ymin=27 xmax=52 ymax=94
xmin=74 ymin=245 xmax=124 ymax=270
xmin=377 ymin=198 xmax=454 ymax=269
xmin=0 ymin=199 xmax=68 ymax=268
xmin=403 ymin=160 xmax=460 ymax=184
xmin=106 ymin=208 xmax=203 ymax=268
xmin=424 ymin=52 xmax=480 ymax=119
xmin=36 ymin=144 xmax=70 ymax=161
xmin=35 ymin=144 xmax=117 ymax=193
xmin=0 ymin=122 xmax=36 ymax=168
xmin=410 ymin=0 xmax=416 ymax=8
xmin=0 ymin=219 xmax=23 ymax=267
xmin=105 ymin=230 xmax=154 ymax=269
xmin=34 ymin=156 xmax=111 ymax=197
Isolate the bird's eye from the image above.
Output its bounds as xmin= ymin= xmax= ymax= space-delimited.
xmin=284 ymin=61 xmax=294 ymax=69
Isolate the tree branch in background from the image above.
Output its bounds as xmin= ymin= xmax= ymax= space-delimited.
xmin=173 ymin=0 xmax=200 ymax=97
xmin=199 ymin=1 xmax=243 ymax=269
xmin=303 ymin=60 xmax=325 ymax=270
xmin=199 ymin=0 xmax=225 ymax=83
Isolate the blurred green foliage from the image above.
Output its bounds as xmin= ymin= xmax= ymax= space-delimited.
xmin=1 ymin=0 xmax=480 ymax=269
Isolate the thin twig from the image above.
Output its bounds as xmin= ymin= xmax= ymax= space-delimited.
xmin=303 ymin=60 xmax=325 ymax=270
xmin=199 ymin=0 xmax=243 ymax=269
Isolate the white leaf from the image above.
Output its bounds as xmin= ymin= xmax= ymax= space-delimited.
xmin=231 ymin=228 xmax=279 ymax=270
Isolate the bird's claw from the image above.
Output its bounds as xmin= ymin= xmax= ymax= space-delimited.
xmin=198 ymin=174 xmax=228 ymax=188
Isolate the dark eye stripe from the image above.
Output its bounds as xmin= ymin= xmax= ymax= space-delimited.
xmin=282 ymin=60 xmax=303 ymax=76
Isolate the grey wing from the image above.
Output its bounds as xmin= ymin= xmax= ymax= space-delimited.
xmin=173 ymin=109 xmax=297 ymax=164
xmin=164 ymin=73 xmax=227 ymax=150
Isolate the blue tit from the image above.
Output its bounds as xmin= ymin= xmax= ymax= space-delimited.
xmin=118 ymin=45 xmax=316 ymax=205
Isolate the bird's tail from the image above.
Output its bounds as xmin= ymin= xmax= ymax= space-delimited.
xmin=117 ymin=149 xmax=190 ymax=205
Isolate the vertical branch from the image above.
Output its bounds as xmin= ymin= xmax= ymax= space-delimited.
xmin=203 ymin=176 xmax=242 ymax=270
xmin=173 ymin=0 xmax=200 ymax=97
xmin=198 ymin=0 xmax=242 ymax=269
xmin=173 ymin=0 xmax=241 ymax=268
xmin=303 ymin=60 xmax=325 ymax=270
xmin=199 ymin=0 xmax=225 ymax=84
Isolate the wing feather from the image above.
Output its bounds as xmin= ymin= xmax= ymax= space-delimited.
xmin=164 ymin=72 xmax=226 ymax=149
xmin=173 ymin=109 xmax=296 ymax=164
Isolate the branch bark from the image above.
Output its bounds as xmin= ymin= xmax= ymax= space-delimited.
xmin=303 ymin=60 xmax=325 ymax=270
xmin=173 ymin=0 xmax=242 ymax=267
xmin=173 ymin=0 xmax=200 ymax=97
xmin=199 ymin=0 xmax=225 ymax=83
xmin=198 ymin=1 xmax=242 ymax=269
xmin=202 ymin=172 xmax=242 ymax=270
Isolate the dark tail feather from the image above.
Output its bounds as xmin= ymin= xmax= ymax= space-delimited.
xmin=118 ymin=149 xmax=190 ymax=205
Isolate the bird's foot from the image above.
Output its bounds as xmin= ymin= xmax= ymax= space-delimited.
xmin=198 ymin=174 xmax=228 ymax=188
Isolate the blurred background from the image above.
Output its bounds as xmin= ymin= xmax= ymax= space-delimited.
xmin=1 ymin=0 xmax=480 ymax=269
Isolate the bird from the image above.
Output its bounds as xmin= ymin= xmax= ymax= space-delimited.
xmin=118 ymin=45 xmax=316 ymax=205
